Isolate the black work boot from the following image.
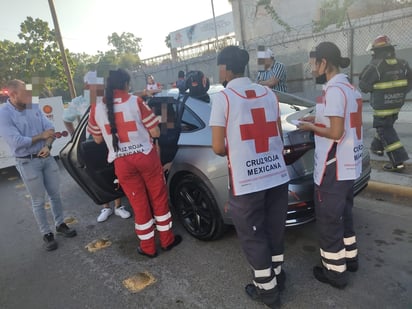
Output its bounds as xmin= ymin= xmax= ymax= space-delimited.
xmin=313 ymin=265 xmax=347 ymax=289
xmin=245 ymin=284 xmax=281 ymax=308
xmin=276 ymin=270 xmax=286 ymax=292
xmin=346 ymin=259 xmax=359 ymax=272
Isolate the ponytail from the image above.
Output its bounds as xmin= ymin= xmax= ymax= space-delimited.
xmin=105 ymin=69 xmax=131 ymax=152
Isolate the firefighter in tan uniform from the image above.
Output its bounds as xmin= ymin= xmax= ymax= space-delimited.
xmin=299 ymin=42 xmax=363 ymax=289
xmin=210 ymin=46 xmax=290 ymax=308
xmin=359 ymin=35 xmax=412 ymax=171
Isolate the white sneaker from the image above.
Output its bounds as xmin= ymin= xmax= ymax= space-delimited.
xmin=97 ymin=208 xmax=113 ymax=222
xmin=114 ymin=206 xmax=131 ymax=219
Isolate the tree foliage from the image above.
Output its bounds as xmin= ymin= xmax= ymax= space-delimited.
xmin=165 ymin=34 xmax=171 ymax=49
xmin=108 ymin=32 xmax=142 ymax=55
xmin=0 ymin=17 xmax=75 ymax=98
xmin=312 ymin=0 xmax=354 ymax=33
xmin=256 ymin=0 xmax=292 ymax=32
xmin=0 ymin=20 xmax=143 ymax=101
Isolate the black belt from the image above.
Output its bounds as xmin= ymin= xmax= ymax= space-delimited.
xmin=16 ymin=154 xmax=40 ymax=159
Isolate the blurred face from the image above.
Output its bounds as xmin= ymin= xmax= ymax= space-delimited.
xmin=263 ymin=57 xmax=274 ymax=70
xmin=9 ymin=81 xmax=32 ymax=106
xmin=218 ymin=64 xmax=227 ymax=84
xmin=309 ymin=57 xmax=326 ymax=78
xmin=147 ymin=76 xmax=154 ymax=84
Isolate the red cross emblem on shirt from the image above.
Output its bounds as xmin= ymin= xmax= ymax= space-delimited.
xmin=240 ymin=108 xmax=278 ymax=153
xmin=350 ymin=98 xmax=363 ymax=140
xmin=104 ymin=112 xmax=137 ymax=143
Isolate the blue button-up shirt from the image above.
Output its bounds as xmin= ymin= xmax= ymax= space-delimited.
xmin=0 ymin=100 xmax=54 ymax=157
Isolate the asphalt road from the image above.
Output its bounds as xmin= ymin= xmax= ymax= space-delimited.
xmin=0 ymin=162 xmax=411 ymax=309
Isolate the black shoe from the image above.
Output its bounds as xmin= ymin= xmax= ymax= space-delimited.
xmin=56 ymin=223 xmax=77 ymax=238
xmin=245 ymin=284 xmax=280 ymax=308
xmin=313 ymin=266 xmax=347 ymax=289
xmin=43 ymin=233 xmax=58 ymax=251
xmin=346 ymin=260 xmax=358 ymax=272
xmin=371 ymin=149 xmax=384 ymax=156
xmin=162 ymin=235 xmax=182 ymax=251
xmin=137 ymin=246 xmax=158 ymax=258
xmin=276 ymin=270 xmax=286 ymax=292
xmin=383 ymin=163 xmax=405 ymax=172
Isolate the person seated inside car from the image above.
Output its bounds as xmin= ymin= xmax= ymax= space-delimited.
xmin=185 ymin=70 xmax=210 ymax=103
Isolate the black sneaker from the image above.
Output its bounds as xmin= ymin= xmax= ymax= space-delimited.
xmin=371 ymin=149 xmax=384 ymax=156
xmin=162 ymin=235 xmax=182 ymax=251
xmin=56 ymin=223 xmax=77 ymax=238
xmin=43 ymin=233 xmax=58 ymax=251
xmin=383 ymin=163 xmax=405 ymax=172
xmin=137 ymin=246 xmax=158 ymax=258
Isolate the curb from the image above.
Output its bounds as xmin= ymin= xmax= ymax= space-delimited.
xmin=362 ymin=180 xmax=412 ymax=206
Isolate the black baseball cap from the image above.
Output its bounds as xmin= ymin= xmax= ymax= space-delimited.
xmin=309 ymin=42 xmax=350 ymax=68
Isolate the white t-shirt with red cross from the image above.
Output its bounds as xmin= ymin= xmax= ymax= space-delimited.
xmin=87 ymin=90 xmax=159 ymax=163
xmin=209 ymin=77 xmax=290 ymax=196
xmin=314 ymin=74 xmax=363 ymax=185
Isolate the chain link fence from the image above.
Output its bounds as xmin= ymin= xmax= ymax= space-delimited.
xmin=134 ymin=7 xmax=412 ymax=106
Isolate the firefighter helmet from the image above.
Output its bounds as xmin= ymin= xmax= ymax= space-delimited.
xmin=366 ymin=35 xmax=394 ymax=51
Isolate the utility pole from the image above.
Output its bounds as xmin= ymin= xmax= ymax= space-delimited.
xmin=211 ymin=0 xmax=220 ymax=51
xmin=48 ymin=0 xmax=77 ymax=99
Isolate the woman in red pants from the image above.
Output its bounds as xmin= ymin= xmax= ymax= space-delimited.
xmin=87 ymin=69 xmax=182 ymax=258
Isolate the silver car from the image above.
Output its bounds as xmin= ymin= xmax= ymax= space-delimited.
xmin=60 ymin=88 xmax=371 ymax=240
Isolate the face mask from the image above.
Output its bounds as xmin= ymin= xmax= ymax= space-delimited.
xmin=315 ymin=74 xmax=327 ymax=85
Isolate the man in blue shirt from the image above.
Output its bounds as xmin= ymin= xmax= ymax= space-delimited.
xmin=0 ymin=79 xmax=77 ymax=251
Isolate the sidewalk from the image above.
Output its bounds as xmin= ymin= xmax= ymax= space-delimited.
xmin=362 ymin=105 xmax=412 ymax=205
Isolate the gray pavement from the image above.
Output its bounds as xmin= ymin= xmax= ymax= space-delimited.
xmin=362 ymin=103 xmax=412 ymax=204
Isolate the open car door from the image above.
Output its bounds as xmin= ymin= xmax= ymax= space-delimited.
xmin=59 ymin=111 xmax=123 ymax=205
xmin=59 ymin=96 xmax=183 ymax=205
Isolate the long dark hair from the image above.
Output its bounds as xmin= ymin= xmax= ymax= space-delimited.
xmin=105 ymin=69 xmax=130 ymax=152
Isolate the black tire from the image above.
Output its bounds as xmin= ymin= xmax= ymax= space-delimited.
xmin=172 ymin=174 xmax=225 ymax=241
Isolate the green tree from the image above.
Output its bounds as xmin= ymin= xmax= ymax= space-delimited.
xmin=0 ymin=40 xmax=27 ymax=87
xmin=108 ymin=32 xmax=142 ymax=55
xmin=313 ymin=0 xmax=354 ymax=33
xmin=18 ymin=17 xmax=74 ymax=96
xmin=165 ymin=34 xmax=171 ymax=49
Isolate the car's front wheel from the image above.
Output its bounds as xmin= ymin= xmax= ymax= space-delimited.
xmin=172 ymin=174 xmax=225 ymax=241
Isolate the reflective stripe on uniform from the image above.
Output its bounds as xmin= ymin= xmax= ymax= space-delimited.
xmin=322 ymin=260 xmax=347 ymax=273
xmin=373 ymin=79 xmax=407 ymax=90
xmin=384 ymin=141 xmax=404 ymax=153
xmin=271 ymin=254 xmax=284 ymax=263
xmin=156 ymin=221 xmax=173 ymax=231
xmin=136 ymin=230 xmax=155 ymax=240
xmin=385 ymin=59 xmax=397 ymax=65
xmin=320 ymin=248 xmax=346 ymax=260
xmin=346 ymin=248 xmax=358 ymax=259
xmin=155 ymin=212 xmax=171 ymax=222
xmin=373 ymin=108 xmax=400 ymax=117
xmin=135 ymin=219 xmax=154 ymax=230
xmin=274 ymin=265 xmax=281 ymax=276
xmin=253 ymin=276 xmax=277 ymax=291
xmin=254 ymin=267 xmax=272 ymax=278
xmin=344 ymin=236 xmax=356 ymax=246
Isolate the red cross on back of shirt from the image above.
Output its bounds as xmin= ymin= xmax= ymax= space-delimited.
xmin=104 ymin=112 xmax=137 ymax=143
xmin=240 ymin=108 xmax=278 ymax=153
xmin=350 ymin=98 xmax=363 ymax=140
